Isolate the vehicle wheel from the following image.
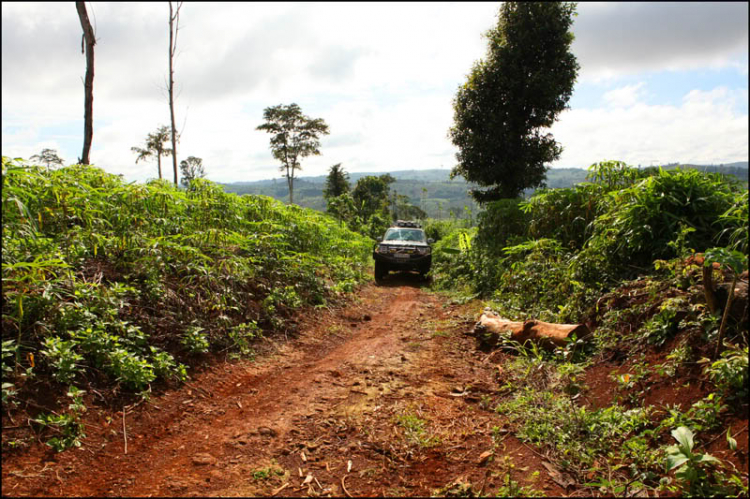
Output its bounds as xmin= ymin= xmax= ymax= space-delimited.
xmin=374 ymin=262 xmax=387 ymax=282
xmin=419 ymin=265 xmax=430 ymax=280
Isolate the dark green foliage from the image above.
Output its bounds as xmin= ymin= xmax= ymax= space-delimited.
xmin=352 ymin=174 xmax=395 ymax=220
xmin=474 ymin=199 xmax=529 ymax=257
xmin=717 ymin=190 xmax=748 ymax=255
xmin=392 ymin=193 xmax=426 ymax=221
xmin=449 ymin=2 xmax=579 ymax=201
xmin=521 ymin=184 xmax=599 ymax=250
xmin=323 ymin=163 xmax=350 ymax=201
xmin=350 ymin=174 xmax=396 ymax=239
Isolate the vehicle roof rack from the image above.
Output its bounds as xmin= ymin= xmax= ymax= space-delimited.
xmin=394 ymin=220 xmax=421 ymax=228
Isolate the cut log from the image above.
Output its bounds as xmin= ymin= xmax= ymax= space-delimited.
xmin=474 ymin=314 xmax=590 ymax=350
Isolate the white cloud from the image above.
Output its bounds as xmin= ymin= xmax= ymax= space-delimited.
xmin=553 ymin=86 xmax=749 ymax=167
xmin=602 ymin=83 xmax=646 ymax=108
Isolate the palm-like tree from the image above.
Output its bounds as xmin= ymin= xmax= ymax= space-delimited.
xmin=131 ymin=126 xmax=174 ymax=180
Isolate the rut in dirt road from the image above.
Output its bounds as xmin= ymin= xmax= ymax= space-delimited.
xmin=3 ymin=279 xmax=565 ymax=497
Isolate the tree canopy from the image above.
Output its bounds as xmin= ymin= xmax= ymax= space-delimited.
xmin=323 ymin=163 xmax=350 ymax=201
xmin=449 ymin=2 xmax=579 ymax=202
xmin=30 ymin=148 xmax=65 ymax=169
xmin=257 ymin=103 xmax=330 ymax=205
xmin=179 ymin=156 xmax=205 ymax=187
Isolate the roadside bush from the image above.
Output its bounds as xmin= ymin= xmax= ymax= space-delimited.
xmin=576 ymin=167 xmax=737 ymax=286
xmin=521 ymin=183 xmax=600 ymax=251
xmin=430 ymin=228 xmax=477 ymax=292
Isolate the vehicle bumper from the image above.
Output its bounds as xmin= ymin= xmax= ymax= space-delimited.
xmin=373 ymin=252 xmax=431 ymax=271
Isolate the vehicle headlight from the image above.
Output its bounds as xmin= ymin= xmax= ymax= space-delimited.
xmin=375 ymin=245 xmax=388 ymax=254
xmin=417 ymin=247 xmax=431 ymax=255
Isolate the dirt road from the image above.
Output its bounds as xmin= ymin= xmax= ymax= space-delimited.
xmin=3 ymin=277 xmax=565 ymax=497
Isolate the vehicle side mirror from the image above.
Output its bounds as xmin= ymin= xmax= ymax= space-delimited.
xmin=376 ymin=237 xmax=382 ymax=242
xmin=428 ymin=238 xmax=434 ymax=244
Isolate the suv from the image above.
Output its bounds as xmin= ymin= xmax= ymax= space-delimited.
xmin=372 ymin=220 xmax=433 ymax=281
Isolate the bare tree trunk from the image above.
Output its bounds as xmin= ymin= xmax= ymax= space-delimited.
xmin=157 ymin=154 xmax=162 ymax=180
xmin=287 ymin=167 xmax=295 ymax=205
xmin=168 ymin=2 xmax=182 ymax=186
xmin=76 ymin=2 xmax=95 ymax=165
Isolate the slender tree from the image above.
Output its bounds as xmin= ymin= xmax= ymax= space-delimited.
xmin=323 ymin=163 xmax=350 ymax=200
xmin=179 ymin=156 xmax=205 ymax=187
xmin=131 ymin=126 xmax=173 ymax=180
xmin=257 ymin=103 xmax=330 ymax=204
xmin=30 ymin=148 xmax=65 ymax=169
xmin=75 ymin=2 xmax=96 ymax=165
xmin=449 ymin=2 xmax=579 ymax=202
xmin=168 ymin=2 xmax=183 ymax=186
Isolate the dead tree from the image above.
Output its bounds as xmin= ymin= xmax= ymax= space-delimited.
xmin=76 ymin=2 xmax=96 ymax=165
xmin=168 ymin=2 xmax=183 ymax=185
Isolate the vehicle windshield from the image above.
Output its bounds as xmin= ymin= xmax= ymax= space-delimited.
xmin=383 ymin=228 xmax=426 ymax=243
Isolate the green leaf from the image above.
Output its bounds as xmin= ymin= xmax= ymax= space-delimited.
xmin=671 ymin=426 xmax=694 ymax=453
xmin=704 ymin=247 xmax=746 ymax=275
xmin=727 ymin=428 xmax=737 ymax=451
xmin=694 ymin=453 xmax=721 ymax=465
xmin=665 ymin=447 xmax=690 ymax=471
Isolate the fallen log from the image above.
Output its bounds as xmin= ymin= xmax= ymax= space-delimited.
xmin=474 ymin=313 xmax=590 ymax=350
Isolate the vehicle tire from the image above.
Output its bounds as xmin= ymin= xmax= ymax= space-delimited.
xmin=419 ymin=265 xmax=430 ymax=280
xmin=374 ymin=262 xmax=387 ymax=282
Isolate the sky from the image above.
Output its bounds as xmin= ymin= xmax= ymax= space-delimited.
xmin=2 ymin=2 xmax=748 ymax=184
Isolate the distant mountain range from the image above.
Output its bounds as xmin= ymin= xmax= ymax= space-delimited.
xmin=219 ymin=162 xmax=748 ymax=219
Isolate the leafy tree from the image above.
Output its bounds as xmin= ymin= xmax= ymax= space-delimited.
xmin=75 ymin=2 xmax=95 ymax=165
xmin=179 ymin=156 xmax=205 ymax=187
xmin=256 ymin=103 xmax=330 ymax=205
xmin=352 ymin=174 xmax=395 ymax=222
xmin=326 ymin=193 xmax=359 ymax=229
xmin=131 ymin=126 xmax=174 ymax=180
xmin=393 ymin=193 xmax=427 ymax=220
xmin=449 ymin=2 xmax=579 ymax=202
xmin=30 ymin=148 xmax=65 ymax=169
xmin=323 ymin=163 xmax=350 ymax=201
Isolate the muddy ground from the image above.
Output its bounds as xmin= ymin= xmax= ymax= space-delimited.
xmin=2 ymin=276 xmax=574 ymax=497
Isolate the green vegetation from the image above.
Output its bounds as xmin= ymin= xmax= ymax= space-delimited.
xmin=2 ymin=157 xmax=372 ymax=450
xmin=395 ymin=411 xmax=441 ymax=448
xmin=432 ymin=160 xmax=748 ymax=496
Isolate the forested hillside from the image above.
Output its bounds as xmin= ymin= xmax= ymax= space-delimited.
xmin=220 ymin=163 xmax=748 ymax=219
